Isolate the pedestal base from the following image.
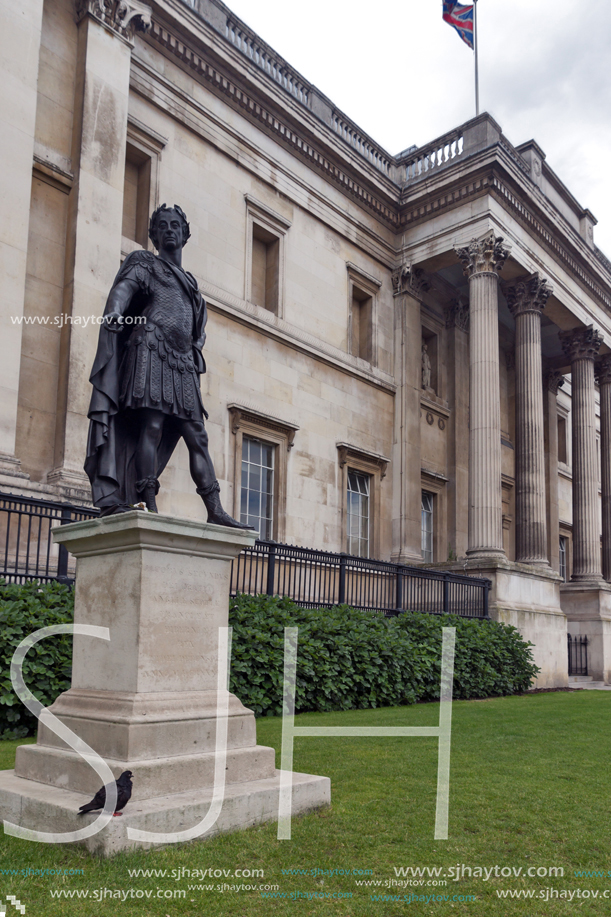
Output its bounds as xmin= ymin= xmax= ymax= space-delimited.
xmin=0 ymin=512 xmax=330 ymax=855
xmin=0 ymin=769 xmax=331 ymax=856
xmin=561 ymin=582 xmax=611 ymax=683
xmin=430 ymin=557 xmax=567 ymax=688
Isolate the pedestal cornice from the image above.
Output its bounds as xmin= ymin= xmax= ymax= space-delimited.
xmin=52 ymin=510 xmax=257 ymax=559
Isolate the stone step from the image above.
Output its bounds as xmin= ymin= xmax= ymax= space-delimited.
xmin=569 ymin=675 xmax=593 ymax=683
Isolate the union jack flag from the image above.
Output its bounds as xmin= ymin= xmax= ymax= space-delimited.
xmin=442 ymin=1 xmax=475 ymax=49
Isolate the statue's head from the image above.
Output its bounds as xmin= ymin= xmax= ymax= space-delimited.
xmin=148 ymin=204 xmax=191 ymax=251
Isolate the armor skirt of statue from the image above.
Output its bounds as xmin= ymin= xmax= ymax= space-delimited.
xmin=120 ymin=321 xmax=206 ymax=420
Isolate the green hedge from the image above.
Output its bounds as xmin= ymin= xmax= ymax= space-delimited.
xmin=228 ymin=594 xmax=540 ymax=716
xmin=0 ymin=583 xmax=539 ymax=737
xmin=0 ymin=581 xmax=74 ymax=739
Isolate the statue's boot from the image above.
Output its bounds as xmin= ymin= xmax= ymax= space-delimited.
xmin=136 ymin=476 xmax=160 ymax=513
xmin=197 ymin=481 xmax=255 ymax=529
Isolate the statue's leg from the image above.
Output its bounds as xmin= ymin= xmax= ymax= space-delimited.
xmin=135 ymin=409 xmax=165 ymax=512
xmin=181 ymin=420 xmax=254 ymax=529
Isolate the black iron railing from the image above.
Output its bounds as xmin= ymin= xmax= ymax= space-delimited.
xmin=231 ymin=541 xmax=490 ymax=618
xmin=568 ymin=634 xmax=588 ymax=677
xmin=0 ymin=493 xmax=99 ymax=584
xmin=0 ymin=495 xmax=491 ymax=618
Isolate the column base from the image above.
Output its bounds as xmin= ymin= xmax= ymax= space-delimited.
xmin=0 ymin=453 xmax=29 ymax=480
xmin=465 ymin=548 xmax=506 ymax=561
xmin=46 ymin=467 xmax=92 ymax=504
xmin=431 ymin=557 xmax=566 ymax=688
xmin=0 ymin=769 xmax=330 ymax=857
xmin=561 ymin=582 xmax=611 ymax=683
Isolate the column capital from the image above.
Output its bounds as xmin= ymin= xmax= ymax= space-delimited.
xmin=455 ymin=231 xmax=510 ymax=278
xmin=560 ymin=325 xmax=603 ymax=363
xmin=444 ymin=297 xmax=469 ymax=333
xmin=392 ymin=264 xmax=430 ymax=298
xmin=544 ymin=369 xmax=565 ymax=395
xmin=75 ymin=0 xmax=152 ymax=43
xmin=503 ymin=272 xmax=553 ymax=318
xmin=595 ymin=354 xmax=611 ymax=387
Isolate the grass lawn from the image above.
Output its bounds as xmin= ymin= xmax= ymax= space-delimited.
xmin=1 ymin=692 xmax=610 ymax=915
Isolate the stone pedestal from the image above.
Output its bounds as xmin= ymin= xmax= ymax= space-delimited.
xmin=438 ymin=556 xmax=567 ymax=688
xmin=0 ymin=512 xmax=330 ymax=854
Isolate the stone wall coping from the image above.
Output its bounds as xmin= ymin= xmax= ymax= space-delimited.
xmin=51 ymin=510 xmax=257 ymax=558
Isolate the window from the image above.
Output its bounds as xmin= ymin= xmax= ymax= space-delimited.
xmin=251 ymin=223 xmax=280 ymax=313
xmin=240 ymin=436 xmax=274 ymax=539
xmin=122 ymin=143 xmax=151 ymax=249
xmin=338 ymin=442 xmax=388 ymax=560
xmin=559 ymin=536 xmax=568 ymax=582
xmin=244 ymin=195 xmax=291 ymax=318
xmin=229 ymin=404 xmax=298 ymax=543
xmin=350 ymin=287 xmax=373 ymax=361
xmin=421 ymin=491 xmax=434 ymax=563
xmin=121 ymin=119 xmax=166 ymax=257
xmin=558 ymin=415 xmax=567 ymax=464
xmin=347 ymin=263 xmax=380 ymax=365
xmin=347 ymin=470 xmax=370 ymax=557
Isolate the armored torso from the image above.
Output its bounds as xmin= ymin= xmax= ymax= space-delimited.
xmin=118 ymin=252 xmax=205 ymax=420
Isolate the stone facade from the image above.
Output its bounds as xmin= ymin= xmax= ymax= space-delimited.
xmin=3 ymin=0 xmax=611 ymax=686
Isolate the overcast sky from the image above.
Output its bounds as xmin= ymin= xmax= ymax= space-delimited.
xmin=223 ymin=0 xmax=611 ymax=257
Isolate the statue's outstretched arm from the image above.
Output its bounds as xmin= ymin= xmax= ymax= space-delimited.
xmin=103 ymin=278 xmax=140 ymax=332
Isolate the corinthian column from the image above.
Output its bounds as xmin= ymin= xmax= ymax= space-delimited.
xmin=503 ymin=274 xmax=552 ymax=563
xmin=596 ymin=355 xmax=611 ymax=581
xmin=455 ymin=231 xmax=510 ymax=559
xmin=560 ymin=326 xmax=603 ymax=583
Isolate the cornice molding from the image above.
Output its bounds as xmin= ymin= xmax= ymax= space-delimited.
xmin=227 ymin=404 xmax=299 ymax=449
xmin=146 ymin=20 xmax=399 ymax=226
xmin=337 ymin=443 xmax=389 ymax=479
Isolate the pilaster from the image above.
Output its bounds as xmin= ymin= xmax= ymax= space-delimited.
xmin=543 ymin=369 xmax=564 ymax=573
xmin=596 ymin=354 xmax=611 ymax=582
xmin=445 ymin=298 xmax=469 ymax=559
xmin=0 ymin=0 xmax=46 ymax=476
xmin=560 ymin=326 xmax=603 ymax=583
xmin=49 ymin=0 xmax=151 ymax=501
xmin=391 ymin=265 xmax=429 ymax=563
xmin=455 ymin=231 xmax=510 ymax=559
xmin=503 ymin=273 xmax=551 ymax=564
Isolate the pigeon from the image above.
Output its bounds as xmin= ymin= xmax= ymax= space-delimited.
xmin=78 ymin=770 xmax=133 ymax=817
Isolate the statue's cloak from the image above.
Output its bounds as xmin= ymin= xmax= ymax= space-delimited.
xmin=84 ymin=251 xmax=207 ymax=514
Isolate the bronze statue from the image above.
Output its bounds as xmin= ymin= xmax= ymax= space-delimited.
xmin=84 ymin=204 xmax=252 ymax=527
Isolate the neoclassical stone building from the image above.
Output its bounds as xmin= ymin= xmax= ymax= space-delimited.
xmin=3 ymin=0 xmax=611 ymax=686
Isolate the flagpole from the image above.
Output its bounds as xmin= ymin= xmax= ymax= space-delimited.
xmin=474 ymin=0 xmax=480 ymax=115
